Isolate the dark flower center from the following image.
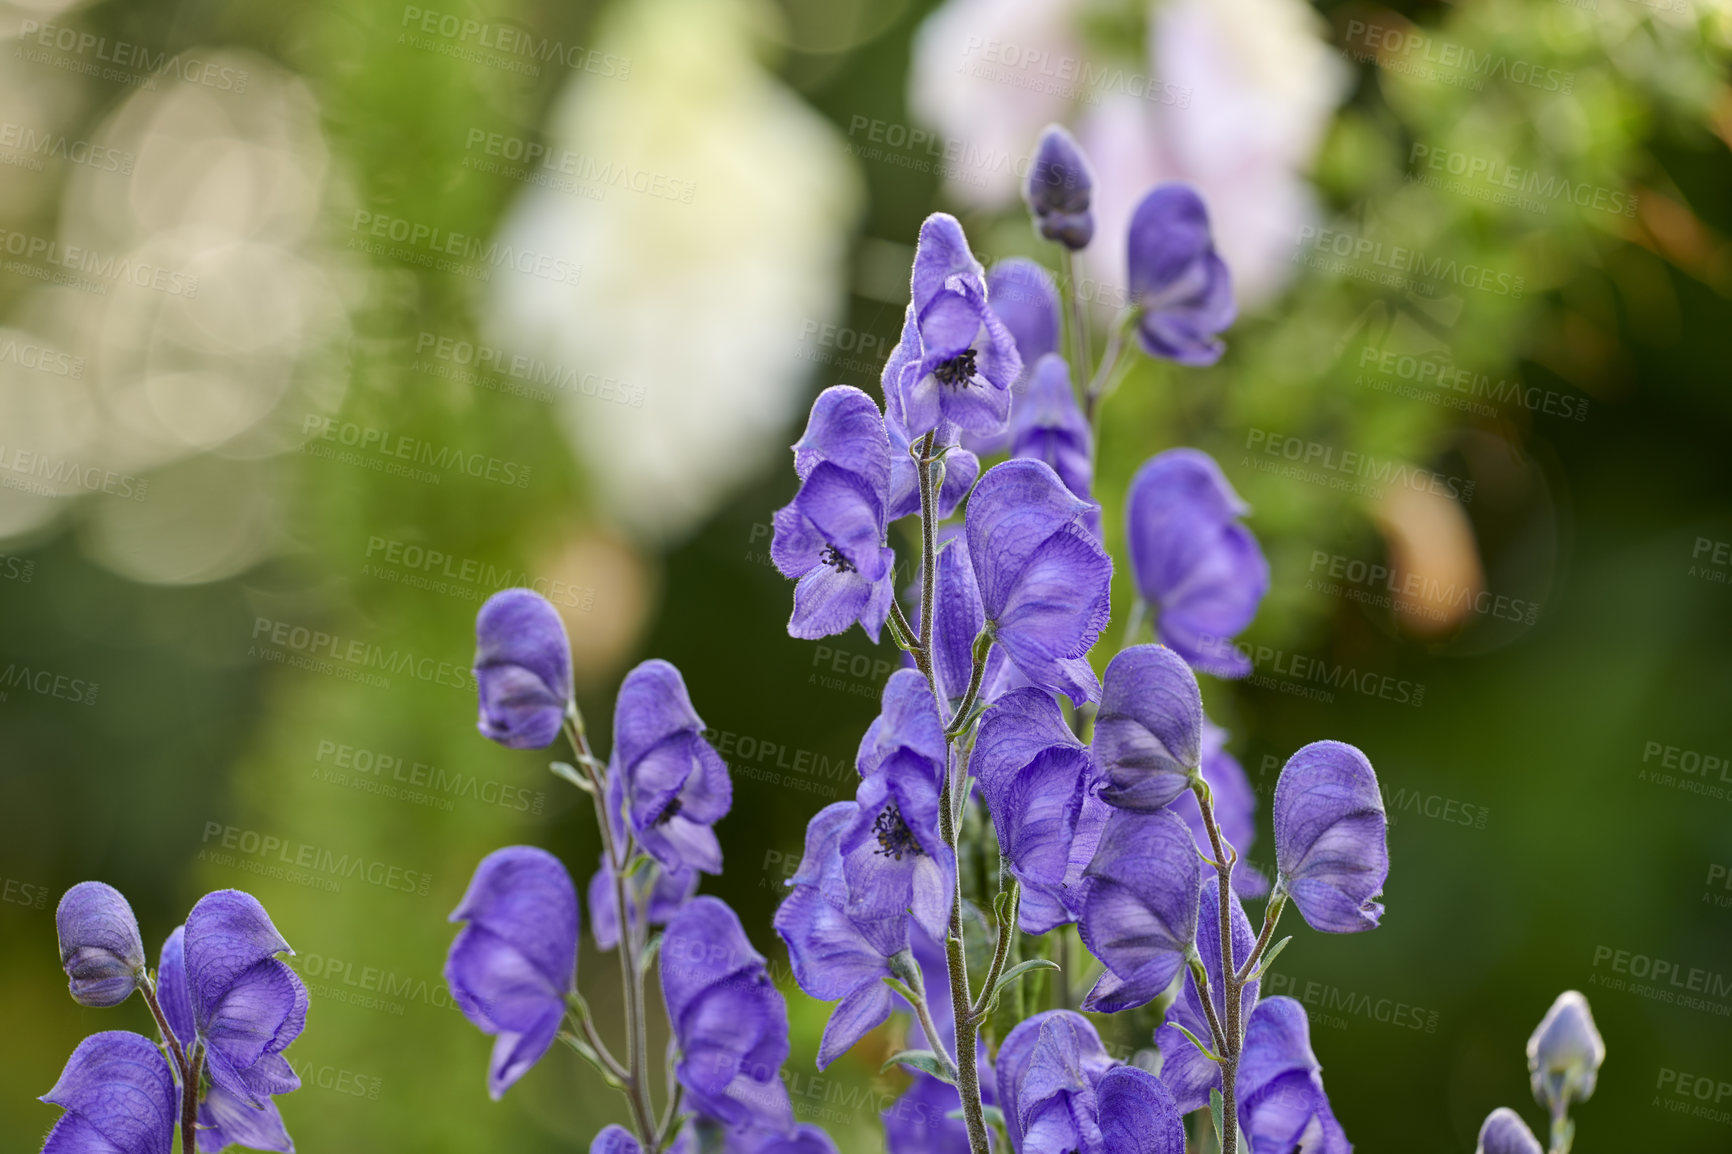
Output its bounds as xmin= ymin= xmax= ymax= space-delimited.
xmin=933 ymin=348 xmax=978 ymax=389
xmin=653 ymin=796 xmax=683 ymax=827
xmin=819 ymin=544 xmax=856 ymax=573
xmin=872 ymin=803 xmax=924 ymax=860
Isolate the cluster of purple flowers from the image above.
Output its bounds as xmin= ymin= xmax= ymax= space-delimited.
xmin=759 ymin=123 xmax=1384 ymax=1154
xmin=43 ymin=882 xmax=307 ymax=1153
xmin=445 ymin=120 xmax=1607 ymax=1154
xmin=456 ymin=589 xmax=818 ymax=1154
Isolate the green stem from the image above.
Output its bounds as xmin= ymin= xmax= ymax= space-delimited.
xmin=180 ymin=1045 xmax=202 ymax=1154
xmin=970 ymin=878 xmax=1020 ymax=1020
xmin=1060 ymin=248 xmax=1093 ymax=384
xmin=1191 ymin=778 xmax=1241 ymax=1154
xmin=139 ymin=974 xmax=188 ymax=1078
xmin=563 ymin=715 xmax=660 ymax=1153
xmin=1083 ymin=312 xmax=1137 ymax=428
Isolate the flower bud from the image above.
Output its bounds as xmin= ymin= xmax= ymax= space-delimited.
xmin=55 ymin=882 xmax=145 ymax=1007
xmin=1527 ymin=990 xmax=1604 ymax=1113
xmin=473 ymin=588 xmax=574 ymax=749
xmin=1025 ymin=125 xmax=1095 ymax=249
xmin=1475 ymin=1108 xmax=1542 ymax=1154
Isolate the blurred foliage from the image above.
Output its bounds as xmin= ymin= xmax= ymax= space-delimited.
xmin=2 ymin=0 xmax=1731 ymax=1152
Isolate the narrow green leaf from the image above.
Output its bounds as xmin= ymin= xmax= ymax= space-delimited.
xmin=944 ymin=1104 xmax=1007 ymax=1128
xmin=1171 ymin=1020 xmax=1222 ymax=1063
xmin=880 ymin=1049 xmax=957 ymax=1085
xmin=1250 ymin=936 xmax=1292 ymax=983
xmin=1209 ymin=1087 xmax=1226 ymax=1151
xmin=549 ymin=761 xmax=593 ymax=792
xmin=639 ymin=931 xmax=664 ymax=976
xmin=622 ymin=853 xmax=657 ymax=880
xmin=881 ymin=974 xmax=920 ymax=1005
xmin=558 ymin=1032 xmax=622 ymax=1089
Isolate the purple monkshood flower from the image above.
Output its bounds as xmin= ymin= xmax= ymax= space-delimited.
xmin=774 ymin=802 xmax=912 ymax=1068
xmin=39 ymin=1031 xmax=177 ymax=1154
xmin=176 ymin=892 xmax=307 ymax=1122
xmin=890 ymin=214 xmax=1023 ymax=438
xmin=883 ymin=324 xmax=979 ymax=522
xmin=1076 ymin=807 xmax=1201 ymax=1013
xmin=446 ymin=847 xmax=578 ymax=1099
xmin=773 ymin=386 xmax=898 ymax=642
xmin=1272 ymin=741 xmax=1388 ymax=934
xmin=658 ymin=1120 xmax=840 ymax=1154
xmin=592 ymin=1125 xmax=643 ymax=1154
xmin=1154 ymin=878 xmax=1260 ymax=1115
xmin=587 ymin=853 xmax=698 ymax=951
xmin=1180 ymin=721 xmax=1270 ymax=898
xmin=475 ymin=588 xmax=574 ymax=749
xmin=1010 ymin=354 xmax=1093 ymax=509
xmin=1476 ymin=1108 xmax=1543 ymax=1154
xmin=885 ymin=1039 xmax=997 ymax=1154
xmin=997 ymin=1011 xmax=1185 ymax=1154
xmin=1125 ymin=449 xmax=1268 ymax=678
xmin=839 ymin=670 xmax=955 ymax=941
xmin=971 ymin=688 xmax=1098 ymax=931
xmin=1237 ymin=997 xmax=1351 ymax=1154
xmin=611 ymin=659 xmax=732 ymax=874
xmin=158 ymin=926 xmax=297 ymax=1152
xmin=56 ymin=881 xmax=146 ymax=1008
xmin=1126 ymin=184 xmax=1235 ymax=366
xmin=661 ymin=897 xmax=795 ymax=1135
xmin=916 ymin=532 xmax=986 ymax=711
xmin=1026 ymin=125 xmax=1096 ymax=250
xmin=965 ymin=259 xmax=1062 ymax=457
xmin=1527 ymin=991 xmax=1604 ymax=1113
xmin=966 ymin=459 xmax=1111 ymax=706
xmin=1091 ymin=645 xmax=1202 ymax=812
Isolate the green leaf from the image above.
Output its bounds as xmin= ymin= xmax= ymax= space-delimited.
xmin=549 ymin=761 xmax=593 ymax=792
xmin=1209 ymin=1087 xmax=1225 ymax=1151
xmin=991 ymin=959 xmax=1058 ymax=999
xmin=881 ymin=974 xmax=920 ymax=1005
xmin=1249 ymin=935 xmax=1292 ymax=982
xmin=558 ymin=1032 xmax=622 ymax=1089
xmin=881 ymin=1049 xmax=957 ymax=1084
xmin=639 ymin=931 xmax=664 ymax=976
xmin=1171 ymin=1021 xmax=1222 ymax=1063
xmin=622 ymin=853 xmax=658 ymax=880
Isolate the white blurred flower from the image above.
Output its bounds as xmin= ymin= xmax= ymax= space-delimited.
xmin=1079 ymin=0 xmax=1348 ymax=309
xmin=907 ymin=0 xmax=1083 ymax=208
xmin=483 ymin=0 xmax=861 ymax=543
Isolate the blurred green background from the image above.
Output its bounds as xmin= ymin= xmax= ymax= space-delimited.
xmin=1 ymin=0 xmax=1730 ymax=1150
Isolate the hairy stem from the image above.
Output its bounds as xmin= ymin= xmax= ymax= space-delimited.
xmin=180 ymin=1045 xmax=202 ymax=1154
xmin=1060 ymin=248 xmax=1093 ymax=385
xmin=564 ymin=715 xmax=660 ymax=1152
xmin=139 ymin=975 xmax=188 ymax=1078
xmin=1235 ymin=892 xmax=1286 ymax=985
xmin=1192 ymin=778 xmax=1240 ymax=1154
xmin=971 ymin=878 xmax=1020 ymax=1020
xmin=1083 ymin=312 xmax=1137 ymax=428
xmin=938 ymin=744 xmax=989 ymax=1154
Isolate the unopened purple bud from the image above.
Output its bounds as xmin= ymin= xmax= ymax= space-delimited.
xmin=55 ymin=882 xmax=145 ymax=1007
xmin=1025 ymin=125 xmax=1095 ymax=250
xmin=1272 ymin=741 xmax=1388 ymax=933
xmin=1126 ymin=184 xmax=1235 ymax=366
xmin=1476 ymin=1108 xmax=1543 ymax=1154
xmin=1527 ymin=991 xmax=1604 ymax=1113
xmin=474 ymin=588 xmax=574 ymax=750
